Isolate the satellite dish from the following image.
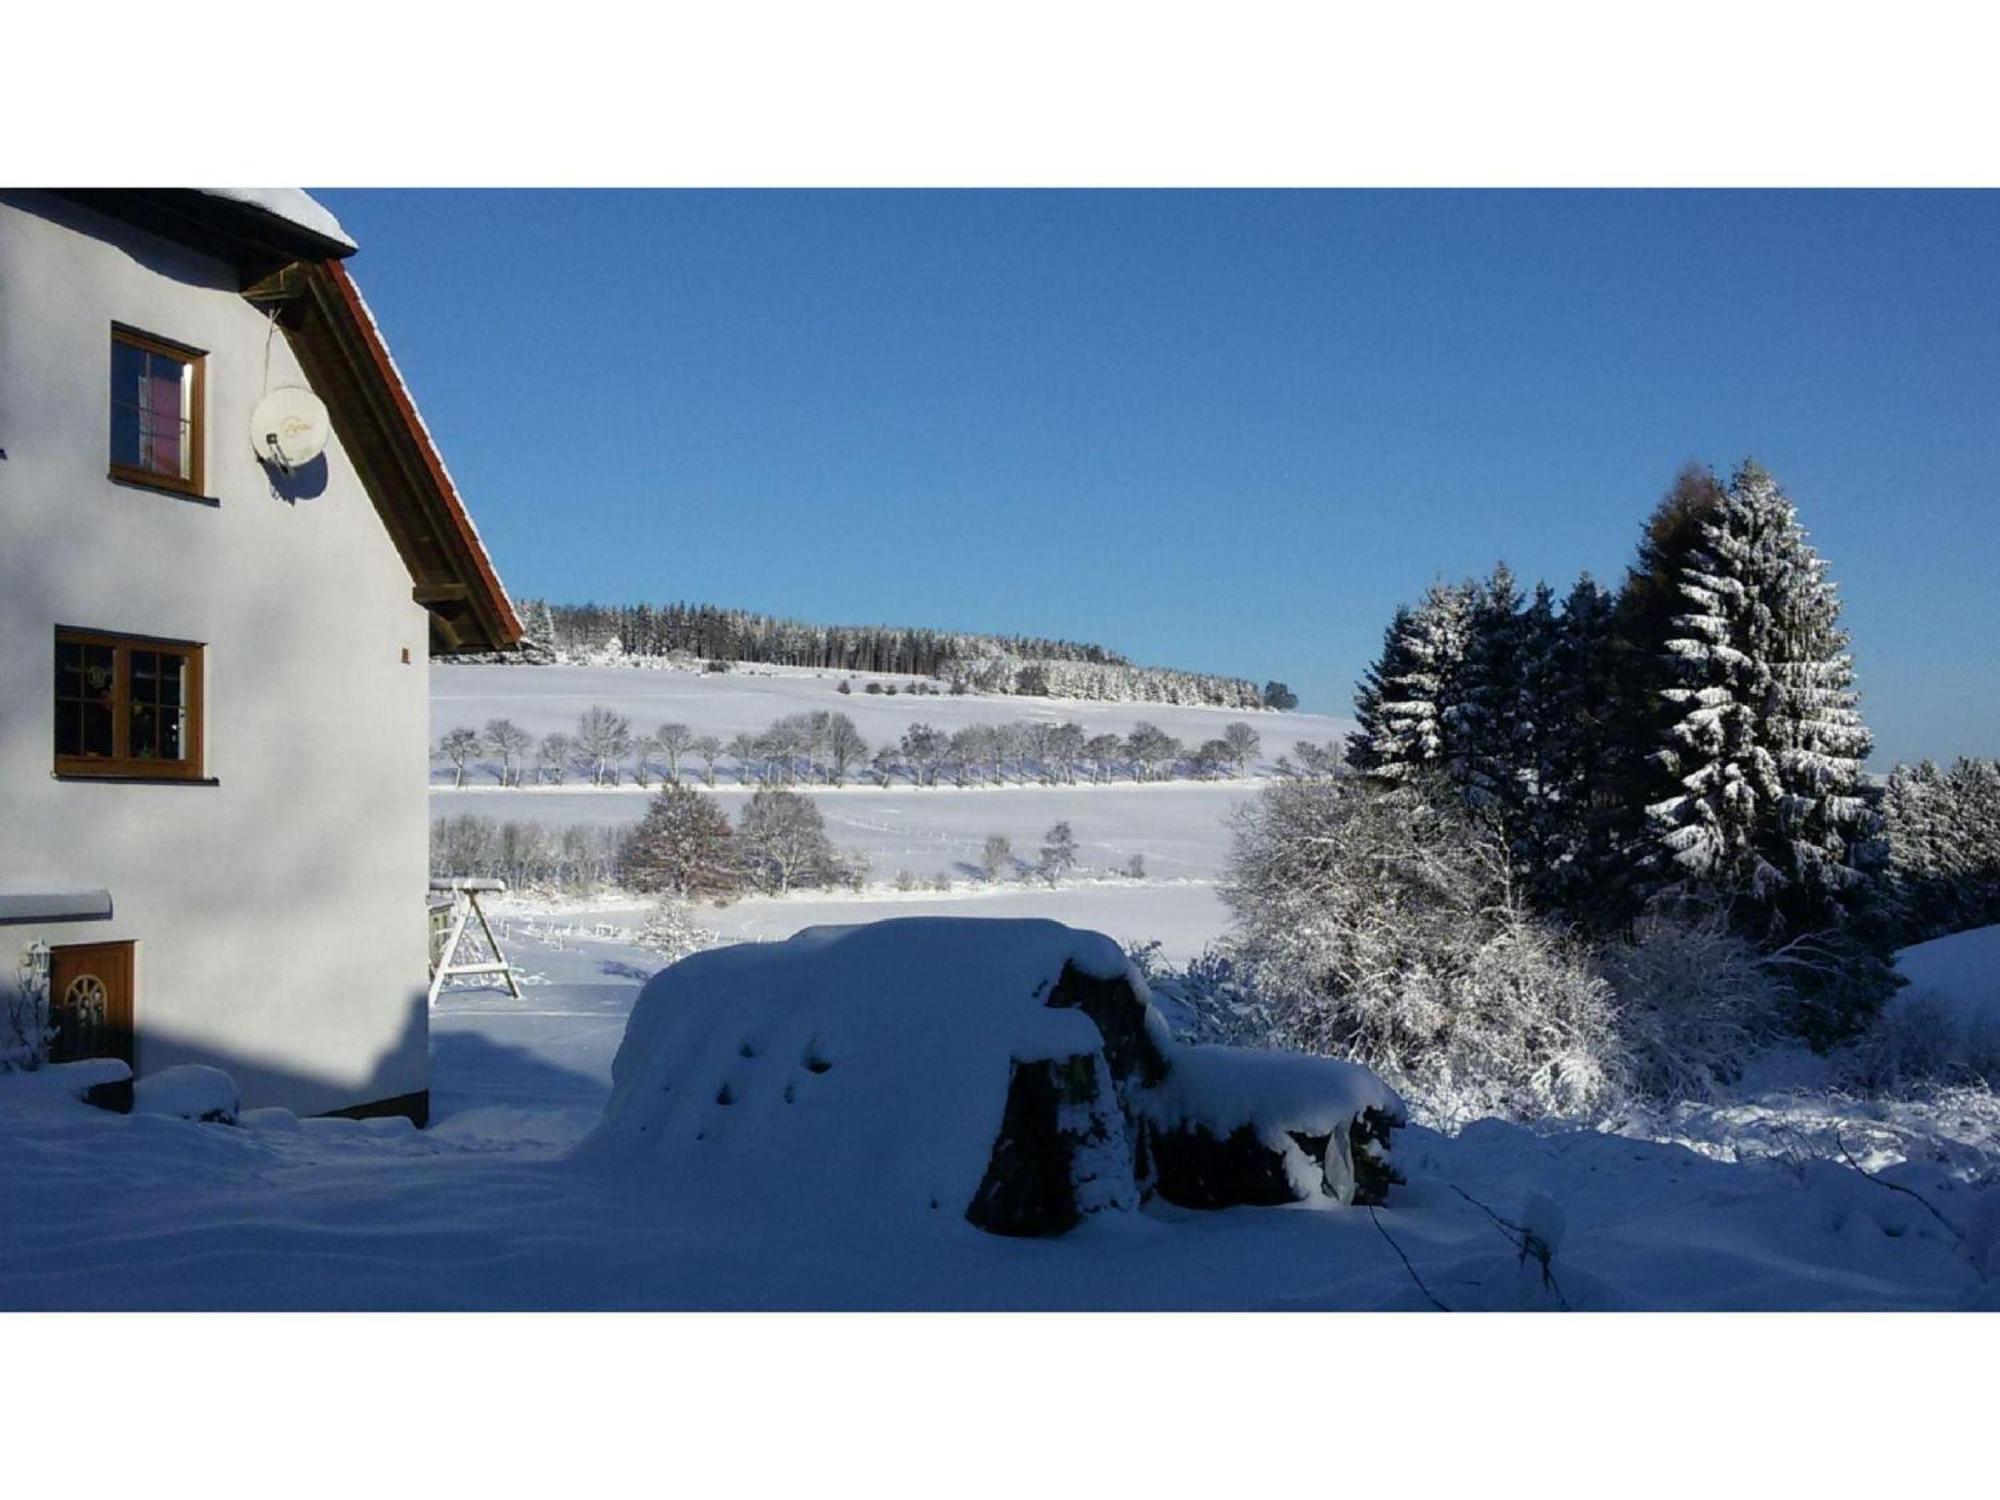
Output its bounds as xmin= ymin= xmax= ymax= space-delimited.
xmin=250 ymin=386 xmax=330 ymax=472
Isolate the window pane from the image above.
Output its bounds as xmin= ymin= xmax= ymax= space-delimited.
xmin=55 ymin=701 xmax=82 ymax=757
xmin=80 ymin=645 xmax=114 ymax=697
xmin=146 ymin=364 xmax=186 ymax=477
xmin=56 ymin=641 xmax=82 ymax=698
xmin=156 ymin=654 xmax=184 ymax=709
xmin=132 ymin=703 xmax=157 ymax=758
xmin=160 ymin=706 xmax=185 ymax=761
xmin=81 ymin=699 xmax=113 ymax=757
xmin=110 ymin=399 xmax=143 ymax=468
xmin=111 ymin=339 xmax=145 ymax=404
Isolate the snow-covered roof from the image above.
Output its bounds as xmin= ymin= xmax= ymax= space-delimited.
xmin=196 ymin=188 xmax=356 ymax=252
xmin=0 ymin=882 xmax=113 ymax=924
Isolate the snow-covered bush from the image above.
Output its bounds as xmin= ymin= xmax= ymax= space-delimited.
xmin=1128 ymin=942 xmax=1281 ymax=1050
xmin=1597 ymin=911 xmax=1784 ymax=1102
xmin=634 ymin=897 xmax=721 ymax=964
xmin=1221 ymin=776 xmax=1627 ymax=1124
xmin=4 ymin=950 xmax=53 ymax=1072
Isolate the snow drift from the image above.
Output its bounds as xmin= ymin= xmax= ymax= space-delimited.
xmin=576 ymin=917 xmax=1402 ymax=1235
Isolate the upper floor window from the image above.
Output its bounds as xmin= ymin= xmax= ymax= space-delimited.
xmin=109 ymin=325 xmax=205 ymax=496
xmin=54 ymin=627 xmax=206 ymax=781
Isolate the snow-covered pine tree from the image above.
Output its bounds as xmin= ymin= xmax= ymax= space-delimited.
xmin=622 ymin=783 xmax=739 ymax=899
xmin=1445 ymin=563 xmax=1531 ymax=826
xmin=1639 ymin=462 xmax=1887 ymax=1029
xmin=1601 ymin=464 xmax=1729 ymax=909
xmin=1347 ymin=580 xmax=1476 ymax=783
xmin=1526 ymin=573 xmax=1621 ymax=914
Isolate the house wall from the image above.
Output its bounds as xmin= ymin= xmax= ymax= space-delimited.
xmin=0 ymin=191 xmax=432 ymax=1116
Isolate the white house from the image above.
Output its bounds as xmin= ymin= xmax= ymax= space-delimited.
xmin=0 ymin=188 xmax=520 ymax=1122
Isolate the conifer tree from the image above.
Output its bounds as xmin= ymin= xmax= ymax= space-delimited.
xmin=1639 ymin=462 xmax=1885 ymax=995
xmin=622 ymin=783 xmax=739 ymax=899
xmin=1347 ymin=580 xmax=1475 ymax=783
xmin=1529 ymin=574 xmax=1621 ymax=912
xmin=1446 ymin=563 xmax=1530 ymax=822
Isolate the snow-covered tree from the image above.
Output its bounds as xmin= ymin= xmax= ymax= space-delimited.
xmin=1221 ymin=776 xmax=1625 ymax=1123
xmin=1526 ymin=574 xmax=1621 ymax=912
xmin=1346 ymin=579 xmax=1476 ymax=784
xmin=635 ymin=896 xmax=720 ymax=964
xmin=1037 ymin=820 xmax=1079 ymax=886
xmin=437 ymin=726 xmax=481 ymax=788
xmin=1444 ymin=562 xmax=1531 ymax=819
xmin=981 ymin=833 xmax=1013 ymax=882
xmin=575 ymin=705 xmax=634 ymax=786
xmin=1083 ymin=733 xmax=1126 ymax=783
xmin=690 ymin=734 xmax=723 ymax=786
xmin=622 ymin=783 xmax=738 ymax=899
xmin=823 ymin=712 xmax=868 ymax=785
xmin=1640 ymin=461 xmax=1882 ymax=937
xmin=482 ymin=718 xmax=532 ymax=786
xmin=1883 ymin=757 xmax=2000 ymax=941
xmin=899 ymin=724 xmax=948 ymax=787
xmin=535 ymin=731 xmax=573 ymax=786
xmin=655 ymin=722 xmax=695 ymax=782
xmin=1222 ymin=721 xmax=1261 ymax=776
xmin=736 ymin=789 xmax=844 ymax=894
xmin=1125 ymin=723 xmax=1181 ymax=782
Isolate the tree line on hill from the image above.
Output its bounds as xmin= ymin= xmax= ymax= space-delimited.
xmin=1185 ymin=459 xmax=2000 ymax=1125
xmin=497 ymin=597 xmax=1285 ymax=709
xmin=435 ymin=709 xmax=1265 ymax=789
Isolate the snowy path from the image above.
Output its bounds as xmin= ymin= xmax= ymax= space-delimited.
xmin=5 ymin=913 xmax=1996 ymax=1310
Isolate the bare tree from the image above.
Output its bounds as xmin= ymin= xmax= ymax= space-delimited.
xmin=691 ymin=734 xmax=723 ymax=786
xmin=736 ymin=788 xmax=843 ymax=894
xmin=481 ymin=718 xmax=532 ymax=786
xmin=1223 ymin=721 xmax=1262 ymax=777
xmin=438 ymin=726 xmax=481 ymax=788
xmin=824 ymin=712 xmax=868 ymax=786
xmin=727 ymin=732 xmax=762 ymax=785
xmin=981 ymin=833 xmax=1013 ymax=882
xmin=1037 ymin=821 xmax=1079 ymax=886
xmin=536 ymin=731 xmax=573 ymax=786
xmin=576 ymin=705 xmax=634 ymax=786
xmin=900 ymin=723 xmax=949 ymax=787
xmin=1126 ymin=723 xmax=1181 ymax=782
xmin=656 ymin=722 xmax=695 ymax=783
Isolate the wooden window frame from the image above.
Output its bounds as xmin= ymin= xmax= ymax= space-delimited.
xmin=53 ymin=626 xmax=207 ymax=782
xmin=108 ymin=324 xmax=207 ymax=498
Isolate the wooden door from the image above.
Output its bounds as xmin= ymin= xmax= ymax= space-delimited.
xmin=49 ymin=941 xmax=135 ymax=1067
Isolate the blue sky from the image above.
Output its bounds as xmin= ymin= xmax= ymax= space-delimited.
xmin=315 ymin=190 xmax=1999 ymax=766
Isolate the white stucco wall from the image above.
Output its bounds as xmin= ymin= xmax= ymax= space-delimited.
xmin=0 ymin=191 xmax=433 ymax=1115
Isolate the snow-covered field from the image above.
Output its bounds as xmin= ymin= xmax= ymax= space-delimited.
xmin=430 ymin=661 xmax=1341 ymax=951
xmin=6 ymin=913 xmax=1999 ymax=1311
xmin=432 ymin=660 xmax=1355 ymax=777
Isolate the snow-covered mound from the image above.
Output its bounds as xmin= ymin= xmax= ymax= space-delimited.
xmin=1894 ymin=925 xmax=2000 ymax=1027
xmin=133 ymin=1064 xmax=241 ymax=1125
xmin=577 ymin=917 xmax=1402 ymax=1234
xmin=1880 ymin=924 xmax=2000 ymax=1078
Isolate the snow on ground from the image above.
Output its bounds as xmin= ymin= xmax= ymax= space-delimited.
xmin=437 ymin=779 xmax=1257 ymax=884
xmin=489 ymin=879 xmax=1231 ymax=965
xmin=5 ymin=915 xmax=1999 ymax=1310
xmin=1890 ymin=924 xmax=2000 ymax=1038
xmin=432 ymin=660 xmax=1355 ymax=776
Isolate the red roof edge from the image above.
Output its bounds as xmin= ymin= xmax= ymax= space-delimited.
xmin=321 ymin=260 xmax=523 ymax=649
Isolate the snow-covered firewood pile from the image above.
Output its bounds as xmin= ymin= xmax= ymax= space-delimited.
xmin=576 ymin=917 xmax=1403 ymax=1235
